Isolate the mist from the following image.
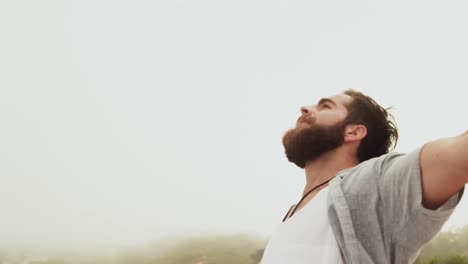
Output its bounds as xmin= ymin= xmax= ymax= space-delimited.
xmin=1 ymin=0 xmax=467 ymax=250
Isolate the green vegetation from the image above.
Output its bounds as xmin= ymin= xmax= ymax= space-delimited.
xmin=148 ymin=234 xmax=265 ymax=264
xmin=415 ymin=226 xmax=468 ymax=264
xmin=1 ymin=227 xmax=468 ymax=263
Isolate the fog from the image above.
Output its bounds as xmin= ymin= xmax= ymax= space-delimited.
xmin=1 ymin=0 xmax=467 ymax=249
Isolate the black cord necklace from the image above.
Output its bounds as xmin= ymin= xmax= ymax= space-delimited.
xmin=282 ymin=177 xmax=334 ymax=222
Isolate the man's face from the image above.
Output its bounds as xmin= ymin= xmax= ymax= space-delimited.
xmin=282 ymin=94 xmax=353 ymax=168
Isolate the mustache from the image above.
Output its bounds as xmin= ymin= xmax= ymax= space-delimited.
xmin=297 ymin=115 xmax=315 ymax=125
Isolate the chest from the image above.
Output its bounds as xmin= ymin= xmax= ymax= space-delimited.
xmin=261 ymin=189 xmax=344 ymax=264
xmin=273 ymin=189 xmax=332 ymax=242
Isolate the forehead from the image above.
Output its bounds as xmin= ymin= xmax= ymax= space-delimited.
xmin=327 ymin=93 xmax=353 ymax=107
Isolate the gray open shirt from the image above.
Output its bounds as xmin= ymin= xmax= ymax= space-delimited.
xmin=327 ymin=147 xmax=464 ymax=263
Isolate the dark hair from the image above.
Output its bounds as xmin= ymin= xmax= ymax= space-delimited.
xmin=343 ymin=89 xmax=399 ymax=162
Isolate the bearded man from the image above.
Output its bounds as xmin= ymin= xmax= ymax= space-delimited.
xmin=261 ymin=90 xmax=466 ymax=264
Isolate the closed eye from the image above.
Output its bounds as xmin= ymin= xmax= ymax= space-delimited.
xmin=317 ymin=98 xmax=337 ymax=109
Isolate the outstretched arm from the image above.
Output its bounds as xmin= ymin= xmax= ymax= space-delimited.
xmin=420 ymin=131 xmax=468 ymax=210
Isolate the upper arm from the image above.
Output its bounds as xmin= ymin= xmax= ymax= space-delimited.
xmin=420 ymin=133 xmax=468 ymax=209
xmin=378 ymin=147 xmax=463 ymax=247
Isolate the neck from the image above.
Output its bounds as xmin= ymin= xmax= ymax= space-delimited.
xmin=302 ymin=147 xmax=359 ymax=196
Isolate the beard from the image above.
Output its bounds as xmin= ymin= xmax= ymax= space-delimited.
xmin=282 ymin=121 xmax=346 ymax=168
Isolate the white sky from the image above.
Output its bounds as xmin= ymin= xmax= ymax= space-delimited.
xmin=0 ymin=0 xmax=467 ymax=249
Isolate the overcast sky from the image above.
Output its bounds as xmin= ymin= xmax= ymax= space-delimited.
xmin=0 ymin=0 xmax=467 ymax=249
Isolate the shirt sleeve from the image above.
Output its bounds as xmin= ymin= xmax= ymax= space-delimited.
xmin=379 ymin=147 xmax=464 ymax=248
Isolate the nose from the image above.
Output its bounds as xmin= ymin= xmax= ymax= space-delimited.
xmin=300 ymin=106 xmax=312 ymax=115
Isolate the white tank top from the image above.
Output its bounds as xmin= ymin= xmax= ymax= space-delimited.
xmin=261 ymin=187 xmax=344 ymax=264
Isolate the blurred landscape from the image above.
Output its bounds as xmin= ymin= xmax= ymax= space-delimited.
xmin=1 ymin=226 xmax=468 ymax=264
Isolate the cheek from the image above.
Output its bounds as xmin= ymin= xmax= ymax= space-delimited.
xmin=317 ymin=112 xmax=345 ymax=126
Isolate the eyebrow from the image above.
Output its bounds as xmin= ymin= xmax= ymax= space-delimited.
xmin=318 ymin=98 xmax=337 ymax=107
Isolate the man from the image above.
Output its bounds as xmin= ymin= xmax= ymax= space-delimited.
xmin=261 ymin=90 xmax=466 ymax=263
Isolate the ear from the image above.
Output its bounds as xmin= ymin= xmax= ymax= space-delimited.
xmin=344 ymin=124 xmax=367 ymax=143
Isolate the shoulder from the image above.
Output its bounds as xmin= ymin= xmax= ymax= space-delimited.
xmin=338 ymin=150 xmax=418 ymax=194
